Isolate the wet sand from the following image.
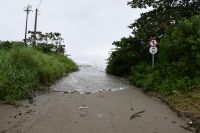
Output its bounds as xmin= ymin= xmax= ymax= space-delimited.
xmin=0 ymin=66 xmax=193 ymax=133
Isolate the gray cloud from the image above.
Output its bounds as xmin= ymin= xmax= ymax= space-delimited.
xmin=0 ymin=0 xmax=148 ymax=67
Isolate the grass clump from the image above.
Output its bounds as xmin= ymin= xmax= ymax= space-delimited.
xmin=0 ymin=44 xmax=78 ymax=103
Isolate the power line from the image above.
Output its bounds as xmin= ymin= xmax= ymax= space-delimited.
xmin=37 ymin=0 xmax=44 ymax=9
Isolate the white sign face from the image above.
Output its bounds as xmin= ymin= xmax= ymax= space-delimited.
xmin=149 ymin=47 xmax=158 ymax=55
xmin=150 ymin=39 xmax=158 ymax=47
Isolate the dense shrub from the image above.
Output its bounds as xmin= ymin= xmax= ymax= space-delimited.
xmin=106 ymin=54 xmax=132 ymax=76
xmin=106 ymin=37 xmax=150 ymax=77
xmin=130 ymin=16 xmax=200 ymax=94
xmin=107 ymin=16 xmax=200 ymax=95
xmin=159 ymin=16 xmax=200 ymax=77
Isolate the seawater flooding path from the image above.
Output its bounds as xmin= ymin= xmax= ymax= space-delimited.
xmin=0 ymin=65 xmax=193 ymax=133
xmin=52 ymin=65 xmax=131 ymax=94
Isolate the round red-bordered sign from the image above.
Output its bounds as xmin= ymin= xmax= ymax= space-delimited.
xmin=150 ymin=39 xmax=158 ymax=47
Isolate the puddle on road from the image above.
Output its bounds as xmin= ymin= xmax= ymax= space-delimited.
xmin=52 ymin=65 xmax=131 ymax=94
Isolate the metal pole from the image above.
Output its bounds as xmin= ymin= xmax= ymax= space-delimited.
xmin=152 ymin=54 xmax=155 ymax=69
xmin=33 ymin=9 xmax=38 ymax=46
xmin=24 ymin=5 xmax=32 ymax=45
xmin=24 ymin=9 xmax=29 ymax=45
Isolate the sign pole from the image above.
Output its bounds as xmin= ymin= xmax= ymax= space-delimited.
xmin=149 ymin=39 xmax=158 ymax=69
xmin=152 ymin=54 xmax=155 ymax=69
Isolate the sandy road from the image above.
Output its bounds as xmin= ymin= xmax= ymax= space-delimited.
xmin=0 ymin=66 xmax=193 ymax=133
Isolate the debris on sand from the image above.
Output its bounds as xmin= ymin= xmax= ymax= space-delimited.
xmin=130 ymin=108 xmax=134 ymax=111
xmin=85 ymin=92 xmax=91 ymax=95
xmin=71 ymin=90 xmax=79 ymax=94
xmin=129 ymin=110 xmax=146 ymax=120
xmin=79 ymin=106 xmax=88 ymax=110
xmin=19 ymin=111 xmax=22 ymax=116
xmin=180 ymin=125 xmax=194 ymax=132
xmin=28 ymin=96 xmax=33 ymax=104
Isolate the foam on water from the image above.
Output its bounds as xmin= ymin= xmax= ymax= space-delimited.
xmin=52 ymin=65 xmax=131 ymax=94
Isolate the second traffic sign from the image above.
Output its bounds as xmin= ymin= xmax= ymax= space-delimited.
xmin=149 ymin=47 xmax=158 ymax=55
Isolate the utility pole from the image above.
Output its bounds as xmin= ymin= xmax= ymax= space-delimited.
xmin=33 ymin=8 xmax=38 ymax=46
xmin=24 ymin=5 xmax=32 ymax=45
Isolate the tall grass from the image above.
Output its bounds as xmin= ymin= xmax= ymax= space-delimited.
xmin=0 ymin=45 xmax=78 ymax=103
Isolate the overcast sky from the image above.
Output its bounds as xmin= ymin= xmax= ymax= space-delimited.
xmin=0 ymin=0 xmax=147 ymax=68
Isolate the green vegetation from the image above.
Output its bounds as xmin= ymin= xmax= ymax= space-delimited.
xmin=107 ymin=0 xmax=200 ymax=129
xmin=107 ymin=0 xmax=200 ymax=95
xmin=128 ymin=16 xmax=200 ymax=94
xmin=127 ymin=0 xmax=200 ymax=44
xmin=166 ymin=89 xmax=200 ymax=119
xmin=27 ymin=31 xmax=66 ymax=54
xmin=0 ymin=42 xmax=78 ymax=104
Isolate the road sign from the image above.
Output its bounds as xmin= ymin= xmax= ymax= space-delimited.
xmin=150 ymin=39 xmax=157 ymax=47
xmin=149 ymin=47 xmax=158 ymax=55
xmin=149 ymin=47 xmax=158 ymax=69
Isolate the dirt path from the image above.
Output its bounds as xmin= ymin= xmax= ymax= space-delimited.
xmin=0 ymin=66 xmax=194 ymax=133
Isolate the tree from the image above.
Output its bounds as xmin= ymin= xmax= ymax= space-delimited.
xmin=158 ymin=15 xmax=200 ymax=77
xmin=27 ymin=31 xmax=65 ymax=54
xmin=106 ymin=36 xmax=149 ymax=76
xmin=106 ymin=1 xmax=200 ymax=94
xmin=128 ymin=0 xmax=200 ymax=43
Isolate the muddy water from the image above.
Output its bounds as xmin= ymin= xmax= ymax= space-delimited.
xmin=52 ymin=65 xmax=131 ymax=94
